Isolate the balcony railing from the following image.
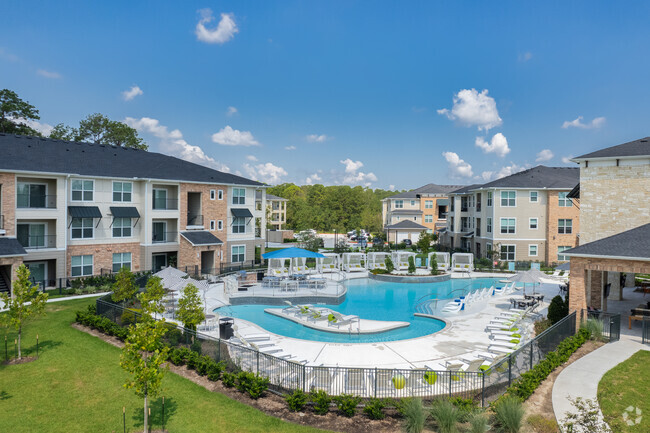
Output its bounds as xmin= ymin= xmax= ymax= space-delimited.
xmin=152 ymin=198 xmax=179 ymax=210
xmin=19 ymin=234 xmax=56 ymax=249
xmin=255 ymin=228 xmax=262 ymax=238
xmin=152 ymin=231 xmax=178 ymax=244
xmin=187 ymin=214 xmax=204 ymax=226
xmin=17 ymin=194 xmax=57 ymax=209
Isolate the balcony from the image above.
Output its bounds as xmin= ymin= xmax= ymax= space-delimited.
xmin=19 ymin=234 xmax=56 ymax=250
xmin=255 ymin=228 xmax=262 ymax=238
xmin=187 ymin=214 xmax=204 ymax=227
xmin=152 ymin=198 xmax=179 ymax=210
xmin=152 ymin=231 xmax=178 ymax=244
xmin=461 ymin=206 xmax=468 ymax=212
xmin=17 ymin=194 xmax=57 ymax=209
xmin=476 ymin=204 xmax=482 ymax=212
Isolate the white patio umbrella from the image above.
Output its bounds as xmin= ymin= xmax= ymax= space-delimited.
xmin=507 ymin=269 xmax=547 ymax=295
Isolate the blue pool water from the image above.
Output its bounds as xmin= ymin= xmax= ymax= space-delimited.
xmin=216 ymin=277 xmax=501 ymax=343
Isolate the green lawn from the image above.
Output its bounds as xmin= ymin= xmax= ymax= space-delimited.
xmin=598 ymin=350 xmax=650 ymax=432
xmin=0 ymin=298 xmax=328 ymax=433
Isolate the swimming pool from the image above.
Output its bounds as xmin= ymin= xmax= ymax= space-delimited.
xmin=216 ymin=277 xmax=501 ymax=343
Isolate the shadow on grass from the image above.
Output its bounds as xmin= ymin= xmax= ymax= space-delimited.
xmin=131 ymin=396 xmax=178 ymax=431
xmin=0 ymin=338 xmax=63 ymax=371
xmin=0 ymin=390 xmax=11 ymax=400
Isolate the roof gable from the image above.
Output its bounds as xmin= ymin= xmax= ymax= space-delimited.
xmin=564 ymin=223 xmax=650 ymax=260
xmin=574 ymin=137 xmax=650 ymax=160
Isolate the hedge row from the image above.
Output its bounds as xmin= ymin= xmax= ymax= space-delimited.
xmin=76 ymin=305 xmax=129 ymax=341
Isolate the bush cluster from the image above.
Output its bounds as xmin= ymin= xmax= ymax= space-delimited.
xmin=75 ymin=305 xmax=129 ymax=340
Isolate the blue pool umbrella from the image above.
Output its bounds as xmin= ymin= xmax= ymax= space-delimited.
xmin=262 ymin=247 xmax=325 ymax=259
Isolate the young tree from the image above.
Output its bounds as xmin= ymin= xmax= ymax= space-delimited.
xmin=430 ymin=254 xmax=439 ymax=276
xmin=416 ymin=232 xmax=433 ymax=255
xmin=138 ymin=276 xmax=165 ymax=319
xmin=112 ymin=267 xmax=138 ymax=304
xmin=0 ymin=265 xmax=48 ymax=359
xmin=408 ymin=256 xmax=416 ymax=274
xmin=0 ymin=89 xmax=42 ymax=136
xmin=176 ymin=283 xmax=205 ymax=332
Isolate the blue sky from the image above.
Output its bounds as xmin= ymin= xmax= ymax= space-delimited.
xmin=2 ymin=1 xmax=650 ymax=189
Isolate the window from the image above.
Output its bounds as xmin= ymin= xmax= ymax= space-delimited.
xmin=529 ymin=191 xmax=538 ymax=202
xmin=210 ymin=189 xmax=216 ymax=200
xmin=152 ymin=221 xmax=167 ymax=243
xmin=558 ymin=192 xmax=572 ymax=207
xmin=424 ymin=215 xmax=433 ymax=223
xmin=557 ymin=246 xmax=571 ymax=261
xmin=112 ymin=252 xmax=132 ymax=273
xmin=210 ymin=220 xmax=216 ymax=230
xmin=71 ymin=255 xmax=93 ymax=277
xmin=529 ymin=218 xmax=538 ymax=230
xmin=500 ymin=218 xmax=516 ymax=234
xmin=394 ymin=200 xmax=404 ymax=209
xmin=112 ymin=218 xmax=132 ymax=238
xmin=410 ymin=200 xmax=416 ymax=206
xmin=153 ymin=189 xmax=168 ymax=209
xmin=425 ymin=200 xmax=433 ymax=209
xmin=217 ymin=220 xmax=223 ymax=230
xmin=427 ymin=229 xmax=433 ymax=233
xmin=558 ymin=219 xmax=573 ymax=234
xmin=487 ymin=191 xmax=493 ymax=206
xmin=500 ymin=245 xmax=516 ymax=261
xmin=231 ymin=245 xmax=245 ymax=263
xmin=17 ymin=223 xmax=46 ymax=248
xmin=486 ymin=243 xmax=492 ymax=254
xmin=486 ymin=217 xmax=492 ymax=233
xmin=218 ymin=190 xmax=223 ymax=200
xmin=232 ymin=188 xmax=246 ymax=205
xmin=17 ymin=183 xmax=48 ymax=208
xmin=71 ymin=179 xmax=93 ymax=201
xmin=500 ymin=190 xmax=516 ymax=207
xmin=529 ymin=245 xmax=538 ymax=257
xmin=113 ymin=182 xmax=132 ymax=202
xmin=232 ymin=217 xmax=246 ymax=234
xmin=71 ymin=218 xmax=93 ymax=239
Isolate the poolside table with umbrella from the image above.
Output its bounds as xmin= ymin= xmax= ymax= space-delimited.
xmin=507 ymin=269 xmax=548 ymax=309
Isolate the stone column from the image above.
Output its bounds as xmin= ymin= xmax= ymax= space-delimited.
xmin=625 ymin=272 xmax=636 ymax=288
xmin=607 ymin=272 xmax=622 ymax=301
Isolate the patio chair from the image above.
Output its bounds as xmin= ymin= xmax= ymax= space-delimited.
xmin=309 ymin=368 xmax=333 ymax=392
xmin=374 ymin=369 xmax=397 ymax=397
xmin=344 ymin=369 xmax=367 ymax=394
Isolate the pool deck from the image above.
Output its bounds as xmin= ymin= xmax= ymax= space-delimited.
xmin=199 ymin=270 xmax=562 ymax=368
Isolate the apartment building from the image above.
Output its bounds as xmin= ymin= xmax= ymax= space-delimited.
xmin=381 ymin=183 xmax=462 ymax=242
xmin=0 ymin=133 xmax=266 ymax=292
xmin=440 ymin=166 xmax=579 ymax=264
xmin=256 ymin=191 xmax=287 ymax=230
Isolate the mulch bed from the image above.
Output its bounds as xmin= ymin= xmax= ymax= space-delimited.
xmin=2 ymin=356 xmax=37 ymax=365
xmin=72 ymin=323 xmax=403 ymax=433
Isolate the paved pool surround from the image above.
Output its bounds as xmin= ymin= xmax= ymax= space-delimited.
xmin=368 ymin=272 xmax=451 ymax=284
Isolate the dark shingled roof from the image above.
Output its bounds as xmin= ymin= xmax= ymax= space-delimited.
xmin=0 ymin=238 xmax=28 ymax=257
xmin=256 ymin=191 xmax=287 ymax=201
xmin=451 ymin=184 xmax=482 ymax=194
xmin=477 ymin=166 xmax=579 ymax=189
xmin=180 ymin=231 xmax=224 ymax=246
xmin=564 ymin=223 xmax=650 ymax=260
xmin=388 ymin=183 xmax=466 ymax=199
xmin=385 ymin=220 xmax=428 ymax=230
xmin=574 ymin=137 xmax=650 ymax=160
xmin=390 ymin=209 xmax=423 ymax=215
xmin=0 ymin=134 xmax=263 ymax=186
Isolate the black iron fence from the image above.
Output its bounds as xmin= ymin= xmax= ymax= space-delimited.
xmin=178 ymin=260 xmax=264 ymax=279
xmin=643 ymin=317 xmax=650 ymax=345
xmin=580 ymin=310 xmax=621 ymax=342
xmin=96 ymin=296 xmax=578 ymax=405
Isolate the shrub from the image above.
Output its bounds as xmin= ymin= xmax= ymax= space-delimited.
xmin=401 ymin=398 xmax=427 ymax=433
xmin=196 ymin=356 xmax=213 ymax=376
xmin=311 ymin=390 xmax=332 ymax=415
xmin=190 ymin=338 xmax=202 ymax=355
xmin=430 ymin=399 xmax=460 ymax=433
xmin=534 ymin=319 xmax=551 ymax=335
xmin=222 ymin=372 xmax=236 ymax=388
xmin=561 ymin=397 xmax=608 ymax=433
xmin=169 ymin=348 xmax=184 ymax=366
xmin=547 ymin=295 xmax=569 ymax=324
xmin=449 ymin=396 xmax=477 ymax=422
xmin=526 ymin=414 xmax=558 ymax=433
xmin=363 ymin=397 xmax=387 ymax=420
xmin=247 ymin=374 xmax=270 ymax=399
xmin=285 ymin=389 xmax=308 ymax=412
xmin=493 ymin=396 xmax=525 ymax=433
xmin=185 ymin=351 xmax=200 ymax=370
xmin=385 ymin=256 xmax=395 ymax=273
xmin=469 ymin=412 xmax=490 ymax=433
xmin=334 ymin=393 xmax=361 ymax=417
xmin=408 ymin=256 xmax=416 ymax=274
xmin=581 ymin=318 xmax=604 ymax=341
xmin=430 ymin=254 xmax=439 ymax=275
xmin=165 ymin=328 xmax=183 ymax=346
xmin=207 ymin=361 xmax=225 ymax=381
xmin=120 ymin=309 xmax=140 ymax=326
xmin=235 ymin=371 xmax=253 ymax=393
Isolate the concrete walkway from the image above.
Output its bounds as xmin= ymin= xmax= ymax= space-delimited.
xmin=552 ymin=334 xmax=649 ymax=428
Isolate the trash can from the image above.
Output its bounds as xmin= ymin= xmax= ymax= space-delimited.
xmin=219 ymin=317 xmax=235 ymax=340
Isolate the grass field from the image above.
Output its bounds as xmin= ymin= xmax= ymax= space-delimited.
xmin=0 ymin=298 xmax=327 ymax=433
xmin=598 ymin=350 xmax=650 ymax=432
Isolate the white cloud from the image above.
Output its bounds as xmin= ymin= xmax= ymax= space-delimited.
xmin=480 ymin=163 xmax=527 ymax=181
xmin=442 ymin=152 xmax=473 ymax=178
xmin=195 ymin=9 xmax=238 ymax=44
xmin=305 ymin=173 xmax=322 ymax=185
xmin=124 ymin=117 xmax=230 ymax=172
xmin=338 ymin=159 xmax=377 ymax=186
xmin=11 ymin=117 xmax=54 ymax=136
xmin=0 ymin=47 xmax=21 ymax=62
xmin=518 ymin=52 xmax=533 ymax=62
xmin=284 ymin=145 xmax=296 ymax=151
xmin=121 ymin=85 xmax=143 ymax=101
xmin=562 ymin=155 xmax=574 ymax=164
xmin=211 ymin=125 xmax=260 ymax=147
xmin=562 ymin=116 xmax=606 ymax=129
xmin=226 ymin=106 xmax=238 ymax=116
xmin=37 ymin=69 xmax=61 ymax=79
xmin=306 ymin=134 xmax=329 ymax=143
xmin=535 ymin=149 xmax=554 ymax=162
xmin=245 ymin=155 xmax=258 ymax=162
xmin=243 ymin=162 xmax=287 ymax=184
xmin=475 ymin=133 xmax=510 ymax=157
xmin=389 ymin=184 xmax=396 ymax=190
xmin=438 ymin=88 xmax=502 ymax=131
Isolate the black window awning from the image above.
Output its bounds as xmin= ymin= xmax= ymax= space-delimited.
xmin=231 ymin=208 xmax=254 ymax=218
xmin=68 ymin=206 xmax=102 ymax=218
xmin=110 ymin=207 xmax=140 ymax=218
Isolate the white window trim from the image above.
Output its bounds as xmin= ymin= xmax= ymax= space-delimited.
xmin=112 ymin=217 xmax=133 ymax=239
xmin=425 ymin=215 xmax=433 ymax=223
xmin=17 ymin=222 xmax=48 ymax=248
xmin=499 ymin=217 xmax=516 ymax=235
xmin=500 ymin=244 xmax=516 ymax=261
xmin=112 ymin=252 xmax=132 ymax=272
xmin=71 ymin=254 xmax=93 ymax=277
xmin=218 ymin=190 xmax=223 ymax=200
xmin=210 ymin=220 xmax=216 ymax=231
xmin=558 ymin=192 xmax=572 ymax=207
xmin=232 ymin=188 xmax=246 ymax=205
xmin=558 ymin=218 xmax=573 ymax=234
xmin=231 ymin=244 xmax=246 ymax=263
xmin=70 ymin=217 xmax=95 ymax=240
xmin=425 ymin=200 xmax=433 ymax=209
xmin=528 ymin=244 xmax=538 ymax=257
xmin=486 ymin=217 xmax=492 ymax=233
xmin=210 ymin=189 xmax=216 ymax=200
xmin=217 ymin=220 xmax=223 ymax=231
xmin=112 ymin=181 xmax=133 ymax=203
xmin=500 ymin=190 xmax=516 ymax=207
xmin=529 ymin=217 xmax=538 ymax=230
xmin=71 ymin=178 xmax=94 ymax=202
xmin=529 ymin=191 xmax=538 ymax=203
xmin=487 ymin=191 xmax=493 ymax=207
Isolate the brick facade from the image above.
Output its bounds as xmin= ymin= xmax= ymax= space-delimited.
xmin=0 ymin=172 xmax=16 ymax=236
xmin=67 ymin=242 xmax=141 ymax=276
xmin=0 ymin=256 xmax=24 ymax=287
xmin=178 ymin=236 xmax=223 ymax=273
xmin=179 ymin=182 xmax=228 ymax=233
xmin=546 ymin=190 xmax=580 ymax=263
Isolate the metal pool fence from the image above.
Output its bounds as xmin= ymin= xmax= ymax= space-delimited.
xmin=96 ymin=296 xmax=577 ymax=406
xmin=580 ymin=309 xmax=621 ymax=342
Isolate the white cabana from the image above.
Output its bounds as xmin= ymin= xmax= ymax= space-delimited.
xmin=367 ymin=252 xmax=391 ymax=271
xmin=316 ymin=253 xmax=340 ymax=273
xmin=290 ymin=257 xmax=309 ymax=274
xmin=342 ymin=252 xmax=366 ymax=272
xmin=392 ymin=251 xmax=417 ymax=271
xmin=428 ymin=252 xmax=450 ymax=272
xmin=451 ymin=253 xmax=474 ymax=272
xmin=267 ymin=258 xmax=289 ymax=277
